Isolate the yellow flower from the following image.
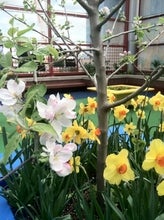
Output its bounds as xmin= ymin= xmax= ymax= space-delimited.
xmin=70 ymin=156 xmax=81 ymax=173
xmin=62 ymin=120 xmax=88 ymax=144
xmin=149 ymin=92 xmax=164 ymax=111
xmin=124 ymin=122 xmax=136 ymax=135
xmin=131 ymin=98 xmax=137 ymax=109
xmin=87 ymin=97 xmax=97 ymax=114
xmin=16 ymin=118 xmax=36 ymax=139
xmin=87 ymin=120 xmax=101 ymax=144
xmin=26 ymin=117 xmax=36 ymax=127
xmin=107 ymin=91 xmax=116 ymax=104
xmin=157 ymin=181 xmax=164 ymax=196
xmin=78 ymin=103 xmax=89 ymax=115
xmin=159 ymin=122 xmax=164 ymax=132
xmin=64 ymin=93 xmax=74 ymax=99
xmin=136 ymin=95 xmax=148 ymax=107
xmin=136 ymin=109 xmax=146 ymax=119
xmin=103 ymin=149 xmax=135 ymax=185
xmin=114 ymin=105 xmax=129 ymax=121
xmin=16 ymin=125 xmax=27 ymax=139
xmin=142 ymin=139 xmax=164 ymax=174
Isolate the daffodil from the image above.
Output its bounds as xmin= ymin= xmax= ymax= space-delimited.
xmin=124 ymin=122 xmax=136 ymax=135
xmin=142 ymin=139 xmax=164 ymax=174
xmin=62 ymin=120 xmax=88 ymax=144
xmin=159 ymin=122 xmax=164 ymax=132
xmin=87 ymin=97 xmax=97 ymax=114
xmin=78 ymin=103 xmax=89 ymax=115
xmin=136 ymin=109 xmax=146 ymax=119
xmin=157 ymin=181 xmax=164 ymax=196
xmin=87 ymin=120 xmax=101 ymax=144
xmin=130 ymin=98 xmax=137 ymax=109
xmin=136 ymin=95 xmax=148 ymax=107
xmin=103 ymin=149 xmax=135 ymax=185
xmin=107 ymin=91 xmax=116 ymax=104
xmin=114 ymin=104 xmax=129 ymax=121
xmin=70 ymin=156 xmax=81 ymax=173
xmin=149 ymin=92 xmax=164 ymax=111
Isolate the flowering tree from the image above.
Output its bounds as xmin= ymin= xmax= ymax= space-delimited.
xmin=0 ymin=0 xmax=164 ymax=218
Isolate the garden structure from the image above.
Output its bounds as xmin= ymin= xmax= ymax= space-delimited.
xmin=0 ymin=1 xmax=164 ymax=220
xmin=0 ymin=0 xmax=163 ymax=91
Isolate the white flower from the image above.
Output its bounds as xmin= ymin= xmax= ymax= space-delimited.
xmin=0 ymin=79 xmax=25 ymax=106
xmin=44 ymin=142 xmax=77 ymax=177
xmin=99 ymin=6 xmax=110 ymax=17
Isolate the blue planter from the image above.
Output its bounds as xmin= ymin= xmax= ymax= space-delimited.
xmin=0 ymin=195 xmax=15 ymax=220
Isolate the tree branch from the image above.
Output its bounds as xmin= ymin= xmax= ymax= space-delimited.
xmin=97 ymin=0 xmax=127 ymax=30
xmin=104 ymin=66 xmax=164 ymax=110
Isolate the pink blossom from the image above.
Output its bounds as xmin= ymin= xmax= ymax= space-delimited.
xmin=44 ymin=142 xmax=77 ymax=177
xmin=37 ymin=94 xmax=76 ymax=136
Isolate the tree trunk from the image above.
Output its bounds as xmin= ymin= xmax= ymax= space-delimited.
xmin=88 ymin=3 xmax=108 ymax=193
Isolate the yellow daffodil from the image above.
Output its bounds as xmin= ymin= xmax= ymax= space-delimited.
xmin=136 ymin=95 xmax=148 ymax=107
xmin=70 ymin=156 xmax=81 ymax=173
xmin=159 ymin=122 xmax=164 ymax=132
xmin=26 ymin=117 xmax=36 ymax=127
xmin=16 ymin=117 xmax=36 ymax=139
xmin=114 ymin=105 xmax=129 ymax=121
xmin=142 ymin=139 xmax=164 ymax=174
xmin=131 ymin=98 xmax=137 ymax=109
xmin=62 ymin=120 xmax=88 ymax=144
xmin=87 ymin=97 xmax=97 ymax=114
xmin=149 ymin=92 xmax=164 ymax=111
xmin=136 ymin=109 xmax=146 ymax=119
xmin=103 ymin=149 xmax=135 ymax=185
xmin=64 ymin=93 xmax=74 ymax=99
xmin=88 ymin=120 xmax=101 ymax=144
xmin=78 ymin=103 xmax=89 ymax=115
xmin=124 ymin=122 xmax=136 ymax=135
xmin=157 ymin=180 xmax=164 ymax=196
xmin=107 ymin=91 xmax=116 ymax=104
xmin=16 ymin=125 xmax=27 ymax=139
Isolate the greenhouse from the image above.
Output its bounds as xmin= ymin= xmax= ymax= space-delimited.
xmin=0 ymin=0 xmax=164 ymax=219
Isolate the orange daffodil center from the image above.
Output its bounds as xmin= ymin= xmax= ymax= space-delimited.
xmin=156 ymin=155 xmax=164 ymax=167
xmin=118 ymin=163 xmax=127 ymax=174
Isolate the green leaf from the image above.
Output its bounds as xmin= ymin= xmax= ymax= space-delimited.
xmin=47 ymin=45 xmax=58 ymax=59
xmin=54 ymin=214 xmax=72 ymax=220
xmin=4 ymin=39 xmax=14 ymax=48
xmin=14 ymin=61 xmax=38 ymax=72
xmin=7 ymin=27 xmax=18 ymax=37
xmin=155 ymin=214 xmax=164 ymax=220
xmin=0 ymin=52 xmax=12 ymax=67
xmin=1 ymin=132 xmax=21 ymax=164
xmin=0 ymin=73 xmax=8 ymax=88
xmin=31 ymin=123 xmax=57 ymax=135
xmin=17 ymin=24 xmax=35 ymax=37
xmin=20 ymin=84 xmax=47 ymax=117
xmin=25 ymin=83 xmax=47 ymax=99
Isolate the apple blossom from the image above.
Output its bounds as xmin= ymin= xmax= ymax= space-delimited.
xmin=0 ymin=79 xmax=25 ymax=106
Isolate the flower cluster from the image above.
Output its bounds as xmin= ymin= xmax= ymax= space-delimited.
xmin=0 ymin=79 xmax=101 ymax=177
xmin=104 ymin=91 xmax=164 ymax=196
